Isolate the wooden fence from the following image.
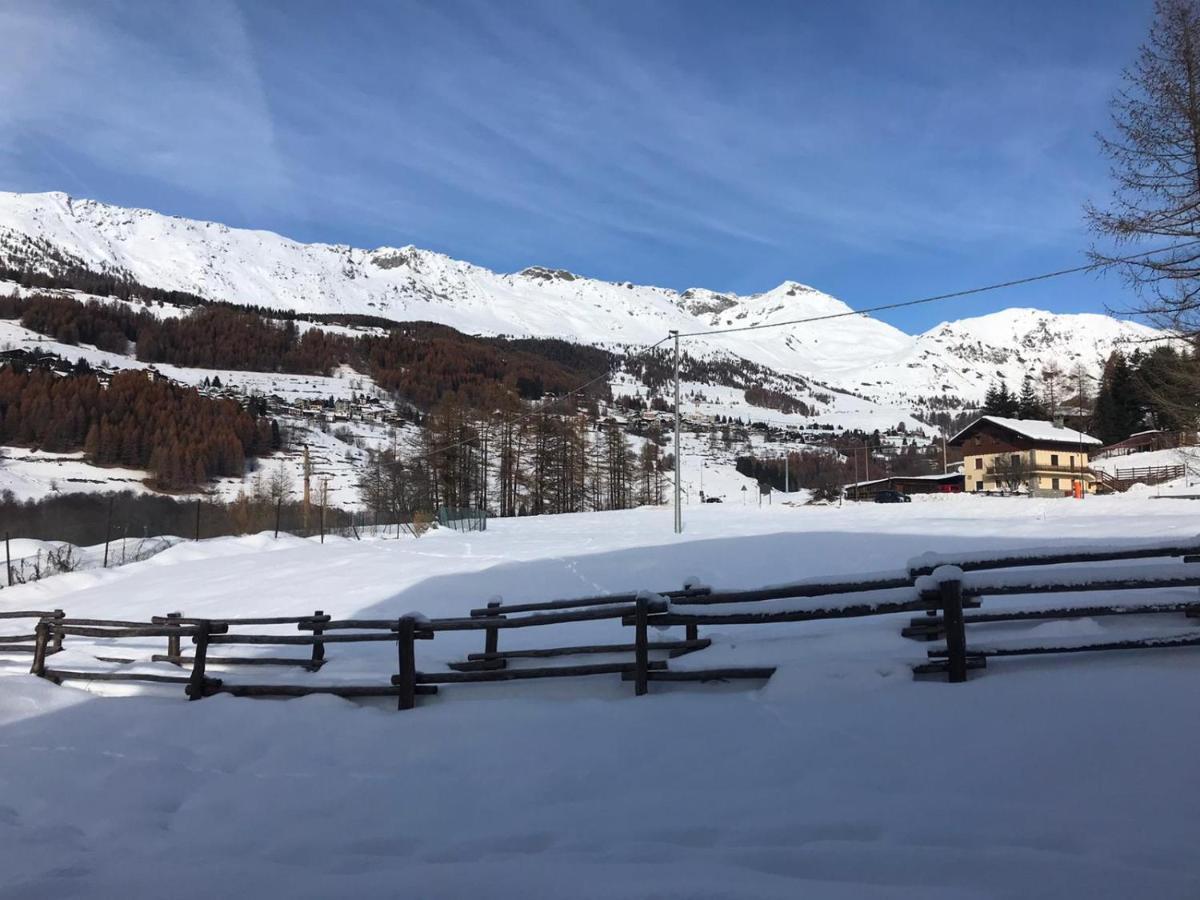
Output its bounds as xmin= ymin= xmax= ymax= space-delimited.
xmin=6 ymin=536 xmax=1200 ymax=706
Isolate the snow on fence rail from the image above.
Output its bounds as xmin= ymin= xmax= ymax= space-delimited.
xmin=9 ymin=535 xmax=1200 ymax=707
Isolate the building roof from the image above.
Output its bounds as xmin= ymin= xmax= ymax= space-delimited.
xmin=949 ymin=416 xmax=1101 ymax=447
xmin=844 ymin=472 xmax=963 ymax=489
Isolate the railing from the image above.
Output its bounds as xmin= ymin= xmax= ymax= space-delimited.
xmin=1095 ymin=464 xmax=1185 ymax=492
xmin=1112 ymin=464 xmax=1184 ymax=484
xmin=14 ymin=535 xmax=1200 ymax=705
xmin=983 ymin=463 xmax=1096 ymax=478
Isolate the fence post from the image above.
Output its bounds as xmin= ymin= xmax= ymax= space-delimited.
xmin=484 ymin=600 xmax=501 ymax=657
xmin=5 ymin=531 xmax=11 ymax=587
xmin=29 ymin=620 xmax=50 ymax=677
xmin=940 ymin=578 xmax=968 ymax=684
xmin=634 ymin=595 xmax=649 ymax=696
xmin=396 ymin=616 xmax=416 ymax=711
xmin=50 ymin=610 xmax=65 ymax=653
xmin=165 ymin=611 xmax=183 ymax=664
xmin=310 ymin=610 xmax=325 ymax=668
xmin=275 ymin=499 xmax=282 ymax=539
xmin=103 ymin=495 xmax=113 ymax=568
xmin=194 ymin=499 xmax=201 ymax=542
xmin=187 ymin=621 xmax=211 ymax=700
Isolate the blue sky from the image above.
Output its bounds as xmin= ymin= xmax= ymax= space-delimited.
xmin=0 ymin=0 xmax=1157 ymax=332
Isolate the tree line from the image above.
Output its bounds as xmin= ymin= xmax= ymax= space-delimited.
xmin=978 ymin=344 xmax=1199 ymax=445
xmin=0 ymin=368 xmax=279 ymax=489
xmin=0 ymin=291 xmax=615 ymax=411
xmin=355 ymin=393 xmax=673 ymax=522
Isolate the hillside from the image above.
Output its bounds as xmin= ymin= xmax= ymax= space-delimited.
xmin=0 ymin=191 xmax=1163 ymax=416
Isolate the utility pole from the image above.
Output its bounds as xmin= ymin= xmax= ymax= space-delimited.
xmin=852 ymin=444 xmax=859 ymax=501
xmin=672 ymin=330 xmax=682 ymax=534
xmin=302 ymin=444 xmax=312 ymax=531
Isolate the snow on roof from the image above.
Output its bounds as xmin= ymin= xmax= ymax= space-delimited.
xmin=844 ymin=472 xmax=962 ymax=488
xmin=950 ymin=416 xmax=1101 ymax=446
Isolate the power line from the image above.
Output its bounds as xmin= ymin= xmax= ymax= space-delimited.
xmin=674 ymin=240 xmax=1200 ymax=339
xmin=393 ymin=240 xmax=1200 ymax=461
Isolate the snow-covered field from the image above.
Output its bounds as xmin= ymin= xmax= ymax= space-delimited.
xmin=1 ymin=496 xmax=1199 ymax=898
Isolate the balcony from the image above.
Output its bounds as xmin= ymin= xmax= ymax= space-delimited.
xmin=983 ymin=464 xmax=1095 ymax=480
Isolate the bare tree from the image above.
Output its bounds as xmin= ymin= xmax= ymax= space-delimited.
xmin=1088 ymin=0 xmax=1200 ymax=333
xmin=1042 ymin=361 xmax=1066 ymax=418
xmin=268 ymin=461 xmax=293 ymax=538
xmin=990 ymin=453 xmax=1031 ymax=493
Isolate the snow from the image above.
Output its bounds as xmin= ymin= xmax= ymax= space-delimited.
xmin=951 ymin=415 xmax=1102 ymax=446
xmin=1 ymin=497 xmax=1200 ymax=897
xmin=0 ymin=191 xmax=1163 ymax=413
xmin=907 ymin=533 xmax=1200 ymax=571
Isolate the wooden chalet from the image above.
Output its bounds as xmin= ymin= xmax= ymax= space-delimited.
xmin=948 ymin=416 xmax=1102 ymax=496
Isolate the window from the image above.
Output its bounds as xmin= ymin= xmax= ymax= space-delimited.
xmin=975 ymin=481 xmax=983 ymax=491
xmin=1051 ymin=478 xmax=1060 ymax=490
xmin=974 ymin=458 xmax=983 ymax=469
xmin=1011 ymin=454 xmax=1020 ymax=465
xmin=1050 ymin=454 xmax=1059 ymax=466
xmin=1070 ymin=455 xmax=1075 ymax=467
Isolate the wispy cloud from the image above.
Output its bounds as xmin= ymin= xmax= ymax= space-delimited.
xmin=0 ymin=0 xmax=1157 ymax=324
xmin=0 ymin=0 xmax=293 ymax=217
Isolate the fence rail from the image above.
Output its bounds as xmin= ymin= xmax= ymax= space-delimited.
xmin=9 ymin=535 xmax=1200 ymax=708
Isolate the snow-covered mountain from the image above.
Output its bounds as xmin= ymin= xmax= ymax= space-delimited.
xmin=0 ymin=190 xmax=1163 ymax=414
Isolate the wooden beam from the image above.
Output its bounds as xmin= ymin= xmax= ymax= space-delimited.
xmin=634 ymin=595 xmax=649 ymax=696
xmin=207 ymin=684 xmax=438 ymax=699
xmin=963 ymin=575 xmax=1200 ymax=598
xmin=940 ymin=577 xmax=967 ymax=683
xmin=396 ymin=617 xmax=416 ymax=711
xmin=186 ymin=621 xmax=211 ymax=701
xmin=466 ymin=586 xmax=710 ymax=617
xmin=621 ymin=667 xmax=776 ymax=682
xmin=43 ymin=669 xmax=218 ymax=686
xmin=408 ymin=661 xmax=667 ymax=684
xmin=631 ymin=596 xmax=929 ymax=627
xmin=466 ymin=638 xmax=710 ymax=661
xmin=152 ymin=654 xmax=324 ymax=669
xmin=928 ymin=633 xmax=1200 ymax=658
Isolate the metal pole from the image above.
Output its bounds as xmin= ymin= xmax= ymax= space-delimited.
xmin=784 ymin=452 xmax=789 ymax=494
xmin=672 ymin=330 xmax=682 ymax=534
xmin=4 ymin=531 xmax=10 ymax=587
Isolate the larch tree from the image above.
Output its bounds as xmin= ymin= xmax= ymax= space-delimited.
xmin=1088 ymin=0 xmax=1200 ymax=334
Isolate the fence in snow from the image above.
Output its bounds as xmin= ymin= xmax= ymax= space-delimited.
xmin=4 ymin=535 xmax=1200 ymax=706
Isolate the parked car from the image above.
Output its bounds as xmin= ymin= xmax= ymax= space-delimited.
xmin=704 ymin=496 xmax=723 ymax=503
xmin=874 ymin=490 xmax=911 ymax=503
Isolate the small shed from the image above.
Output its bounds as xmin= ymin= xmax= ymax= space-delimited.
xmin=844 ymin=472 xmax=964 ymax=501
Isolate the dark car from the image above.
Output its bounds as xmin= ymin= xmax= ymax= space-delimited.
xmin=704 ymin=496 xmax=723 ymax=503
xmin=874 ymin=490 xmax=911 ymax=503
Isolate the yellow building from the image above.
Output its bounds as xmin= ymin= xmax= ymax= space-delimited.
xmin=948 ymin=416 xmax=1102 ymax=496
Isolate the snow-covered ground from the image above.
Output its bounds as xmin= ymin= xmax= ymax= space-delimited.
xmin=1 ymin=496 xmax=1199 ymax=898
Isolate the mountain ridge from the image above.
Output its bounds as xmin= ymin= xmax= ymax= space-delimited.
xmin=0 ymin=190 xmax=1163 ymax=413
